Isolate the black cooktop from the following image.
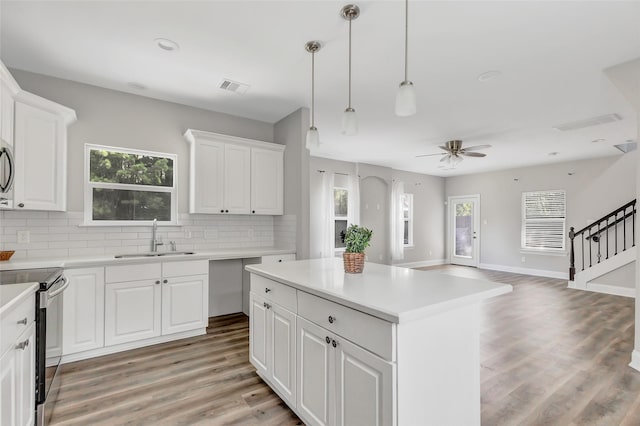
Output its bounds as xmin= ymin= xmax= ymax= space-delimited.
xmin=0 ymin=267 xmax=63 ymax=287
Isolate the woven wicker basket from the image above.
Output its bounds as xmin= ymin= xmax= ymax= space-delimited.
xmin=0 ymin=251 xmax=15 ymax=261
xmin=343 ymin=252 xmax=365 ymax=274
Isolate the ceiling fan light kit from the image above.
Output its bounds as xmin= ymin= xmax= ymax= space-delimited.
xmin=305 ymin=40 xmax=322 ymax=150
xmin=341 ymin=4 xmax=360 ymax=136
xmin=395 ymin=0 xmax=417 ymax=117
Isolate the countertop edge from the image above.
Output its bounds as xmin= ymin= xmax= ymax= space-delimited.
xmin=0 ymin=282 xmax=38 ymax=316
xmin=0 ymin=248 xmax=296 ymax=271
xmin=245 ymin=266 xmax=513 ymax=324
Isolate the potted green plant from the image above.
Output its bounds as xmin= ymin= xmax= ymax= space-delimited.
xmin=342 ymin=224 xmax=373 ymax=273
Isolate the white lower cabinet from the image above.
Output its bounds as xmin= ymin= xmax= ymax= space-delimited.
xmin=161 ymin=274 xmax=208 ymax=335
xmin=1 ymin=318 xmax=35 ymax=426
xmin=105 ymin=279 xmax=162 ymax=346
xmin=249 ymin=292 xmax=296 ymax=407
xmin=63 ymin=267 xmax=105 ymax=354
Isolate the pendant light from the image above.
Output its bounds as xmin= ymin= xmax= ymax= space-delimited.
xmin=395 ymin=0 xmax=416 ymax=116
xmin=305 ymin=41 xmax=322 ymax=150
xmin=341 ymin=4 xmax=360 ymax=136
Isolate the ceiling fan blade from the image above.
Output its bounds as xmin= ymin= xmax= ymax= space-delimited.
xmin=460 ymin=152 xmax=486 ymax=157
xmin=438 ymin=145 xmax=450 ymax=151
xmin=461 ymin=144 xmax=492 ymax=152
xmin=440 ymin=155 xmax=450 ymax=162
xmin=415 ymin=153 xmax=447 ymax=158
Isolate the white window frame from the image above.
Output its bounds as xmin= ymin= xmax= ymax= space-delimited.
xmin=83 ymin=144 xmax=178 ymax=226
xmin=521 ymin=189 xmax=566 ymax=253
xmin=333 ymin=185 xmax=350 ymax=254
xmin=402 ymin=193 xmax=414 ymax=247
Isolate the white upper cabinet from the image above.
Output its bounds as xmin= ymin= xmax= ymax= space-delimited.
xmin=251 ymin=147 xmax=284 ymax=215
xmin=185 ymin=129 xmax=284 ymax=215
xmin=13 ymin=92 xmax=76 ymax=211
xmin=0 ymin=62 xmax=19 ymax=147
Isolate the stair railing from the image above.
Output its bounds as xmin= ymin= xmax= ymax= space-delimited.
xmin=569 ymin=199 xmax=636 ymax=281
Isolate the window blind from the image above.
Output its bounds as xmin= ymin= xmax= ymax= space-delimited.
xmin=522 ymin=190 xmax=566 ymax=251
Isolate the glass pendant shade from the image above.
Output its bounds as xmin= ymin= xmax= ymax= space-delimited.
xmin=306 ymin=127 xmax=320 ymax=150
xmin=450 ymin=155 xmax=463 ymax=167
xmin=341 ymin=108 xmax=358 ymax=135
xmin=395 ymin=81 xmax=416 ymax=116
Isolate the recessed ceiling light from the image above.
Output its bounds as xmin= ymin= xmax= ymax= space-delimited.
xmin=155 ymin=38 xmax=179 ymax=51
xmin=127 ymin=82 xmax=147 ymax=90
xmin=548 ymin=152 xmax=559 ymax=156
xmin=592 ymin=138 xmax=606 ymax=143
xmin=477 ymin=70 xmax=502 ymax=82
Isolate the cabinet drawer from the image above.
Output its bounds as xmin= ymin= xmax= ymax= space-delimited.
xmin=1 ymin=294 xmax=35 ymax=357
xmin=250 ymin=275 xmax=296 ymax=313
xmin=162 ymin=260 xmax=209 ymax=278
xmin=261 ymin=253 xmax=296 ymax=264
xmin=106 ymin=263 xmax=161 ymax=283
xmin=297 ymin=291 xmax=395 ymax=361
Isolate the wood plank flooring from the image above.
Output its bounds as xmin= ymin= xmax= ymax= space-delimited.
xmin=50 ymin=266 xmax=639 ymax=425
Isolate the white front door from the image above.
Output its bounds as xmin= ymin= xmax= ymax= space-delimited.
xmin=449 ymin=195 xmax=480 ymax=267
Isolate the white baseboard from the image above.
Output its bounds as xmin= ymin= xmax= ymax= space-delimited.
xmin=585 ymin=282 xmax=635 ymax=298
xmin=61 ymin=328 xmax=206 ymax=364
xmin=630 ymin=350 xmax=640 ymax=372
xmin=395 ymin=259 xmax=446 ymax=269
xmin=479 ymin=263 xmax=569 ymax=280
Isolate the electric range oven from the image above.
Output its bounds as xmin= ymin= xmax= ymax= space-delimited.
xmin=0 ymin=267 xmax=68 ymax=425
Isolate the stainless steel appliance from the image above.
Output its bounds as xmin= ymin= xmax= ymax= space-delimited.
xmin=0 ymin=267 xmax=68 ymax=425
xmin=0 ymin=138 xmax=15 ymax=209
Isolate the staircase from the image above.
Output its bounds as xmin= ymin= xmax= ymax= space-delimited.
xmin=568 ymin=200 xmax=636 ymax=297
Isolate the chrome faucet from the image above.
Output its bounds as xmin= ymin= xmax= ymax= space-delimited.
xmin=151 ymin=218 xmax=163 ymax=252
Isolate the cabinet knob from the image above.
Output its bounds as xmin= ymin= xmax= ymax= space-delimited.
xmin=332 ymin=339 xmax=338 ymax=348
xmin=328 ymin=315 xmax=335 ymax=324
xmin=16 ymin=340 xmax=29 ymax=350
xmin=225 ymin=210 xmax=229 ymax=213
xmin=252 ymin=210 xmax=256 ymax=214
xmin=326 ymin=336 xmax=331 ymax=344
xmin=263 ymin=302 xmax=271 ymax=309
xmin=163 ymin=279 xmax=168 ymax=284
xmin=18 ymin=203 xmax=24 ymax=208
xmin=0 ymin=200 xmax=8 ymax=205
xmin=220 ymin=209 xmax=224 ymax=213
xmin=265 ymin=288 xmax=271 ymax=293
xmin=155 ymin=280 xmax=160 ymax=285
xmin=17 ymin=318 xmax=27 ymax=325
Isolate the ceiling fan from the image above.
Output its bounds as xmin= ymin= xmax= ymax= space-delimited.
xmin=416 ymin=140 xmax=491 ymax=168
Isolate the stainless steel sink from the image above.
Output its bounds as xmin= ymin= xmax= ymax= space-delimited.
xmin=114 ymin=251 xmax=195 ymax=259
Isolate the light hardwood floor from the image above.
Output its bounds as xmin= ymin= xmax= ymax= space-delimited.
xmin=50 ymin=266 xmax=639 ymax=425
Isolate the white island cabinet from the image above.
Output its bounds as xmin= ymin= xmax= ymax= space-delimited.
xmin=246 ymin=258 xmax=512 ymax=426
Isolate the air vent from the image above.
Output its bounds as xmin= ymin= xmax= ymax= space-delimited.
xmin=218 ymin=79 xmax=250 ymax=95
xmin=553 ymin=113 xmax=623 ymax=131
xmin=614 ymin=141 xmax=637 ymax=153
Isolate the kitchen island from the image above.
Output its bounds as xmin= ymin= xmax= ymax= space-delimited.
xmin=246 ymin=258 xmax=512 ymax=426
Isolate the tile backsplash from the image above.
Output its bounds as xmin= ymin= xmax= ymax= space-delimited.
xmin=0 ymin=210 xmax=296 ymax=260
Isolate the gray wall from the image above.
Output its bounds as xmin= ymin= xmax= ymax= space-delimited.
xmin=445 ymin=153 xmax=637 ymax=274
xmin=10 ymin=68 xmax=275 ymax=213
xmin=274 ymin=108 xmax=310 ymax=259
xmin=360 ymin=176 xmax=390 ymax=264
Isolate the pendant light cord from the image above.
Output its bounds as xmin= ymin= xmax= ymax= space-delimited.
xmin=348 ymin=15 xmax=352 ymax=109
xmin=404 ymin=0 xmax=408 ymax=83
xmin=311 ymin=49 xmax=315 ymax=128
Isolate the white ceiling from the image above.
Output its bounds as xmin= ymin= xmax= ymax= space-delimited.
xmin=1 ymin=1 xmax=639 ymax=176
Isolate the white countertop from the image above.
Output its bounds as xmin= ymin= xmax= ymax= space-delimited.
xmin=0 ymin=247 xmax=295 ymax=271
xmin=0 ymin=282 xmax=38 ymax=316
xmin=246 ymin=258 xmax=512 ymax=323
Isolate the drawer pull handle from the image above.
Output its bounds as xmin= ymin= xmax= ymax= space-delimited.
xmin=17 ymin=318 xmax=28 ymax=325
xmin=326 ymin=336 xmax=331 ymax=344
xmin=265 ymin=288 xmax=271 ymax=293
xmin=16 ymin=340 xmax=29 ymax=350
xmin=332 ymin=339 xmax=338 ymax=348
xmin=328 ymin=315 xmax=335 ymax=324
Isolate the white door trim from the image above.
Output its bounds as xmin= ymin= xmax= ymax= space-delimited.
xmin=447 ymin=194 xmax=481 ymax=267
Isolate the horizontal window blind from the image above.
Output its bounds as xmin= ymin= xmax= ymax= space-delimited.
xmin=522 ymin=190 xmax=566 ymax=251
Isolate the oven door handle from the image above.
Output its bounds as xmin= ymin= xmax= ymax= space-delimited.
xmin=47 ymin=276 xmax=69 ymax=299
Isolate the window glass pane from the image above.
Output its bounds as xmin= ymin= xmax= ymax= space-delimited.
xmin=404 ymin=221 xmax=409 ymax=245
xmin=92 ymin=188 xmax=171 ymax=221
xmin=334 ymin=189 xmax=348 ymax=216
xmin=335 ymin=220 xmax=347 ymax=248
xmin=90 ymin=149 xmax=174 ymax=187
xmin=455 ymin=202 xmax=473 ymax=257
